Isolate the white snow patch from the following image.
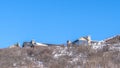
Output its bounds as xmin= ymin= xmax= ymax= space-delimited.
xmin=52 ymin=47 xmax=73 ymax=58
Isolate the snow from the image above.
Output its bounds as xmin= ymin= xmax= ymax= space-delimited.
xmin=36 ymin=42 xmax=48 ymax=46
xmin=13 ymin=63 xmax=17 ymax=67
xmin=52 ymin=46 xmax=88 ymax=66
xmin=25 ymin=56 xmax=45 ymax=68
xmin=53 ymin=47 xmax=66 ymax=58
xmin=91 ymin=41 xmax=106 ymax=49
xmin=52 ymin=47 xmax=74 ymax=58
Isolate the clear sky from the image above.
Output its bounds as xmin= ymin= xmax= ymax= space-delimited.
xmin=0 ymin=0 xmax=120 ymax=48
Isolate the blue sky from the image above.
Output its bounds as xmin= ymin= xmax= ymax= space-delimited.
xmin=0 ymin=0 xmax=120 ymax=48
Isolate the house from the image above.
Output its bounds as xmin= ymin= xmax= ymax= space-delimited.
xmin=72 ymin=36 xmax=91 ymax=45
xmin=22 ymin=40 xmax=48 ymax=48
xmin=22 ymin=40 xmax=34 ymax=48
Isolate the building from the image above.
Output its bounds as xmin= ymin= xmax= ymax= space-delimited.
xmin=22 ymin=40 xmax=48 ymax=48
xmin=72 ymin=36 xmax=91 ymax=46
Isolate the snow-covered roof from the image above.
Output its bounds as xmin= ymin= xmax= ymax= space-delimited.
xmin=35 ymin=42 xmax=48 ymax=46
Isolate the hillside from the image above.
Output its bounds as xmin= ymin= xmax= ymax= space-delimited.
xmin=0 ymin=35 xmax=120 ymax=68
xmin=0 ymin=45 xmax=120 ymax=68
